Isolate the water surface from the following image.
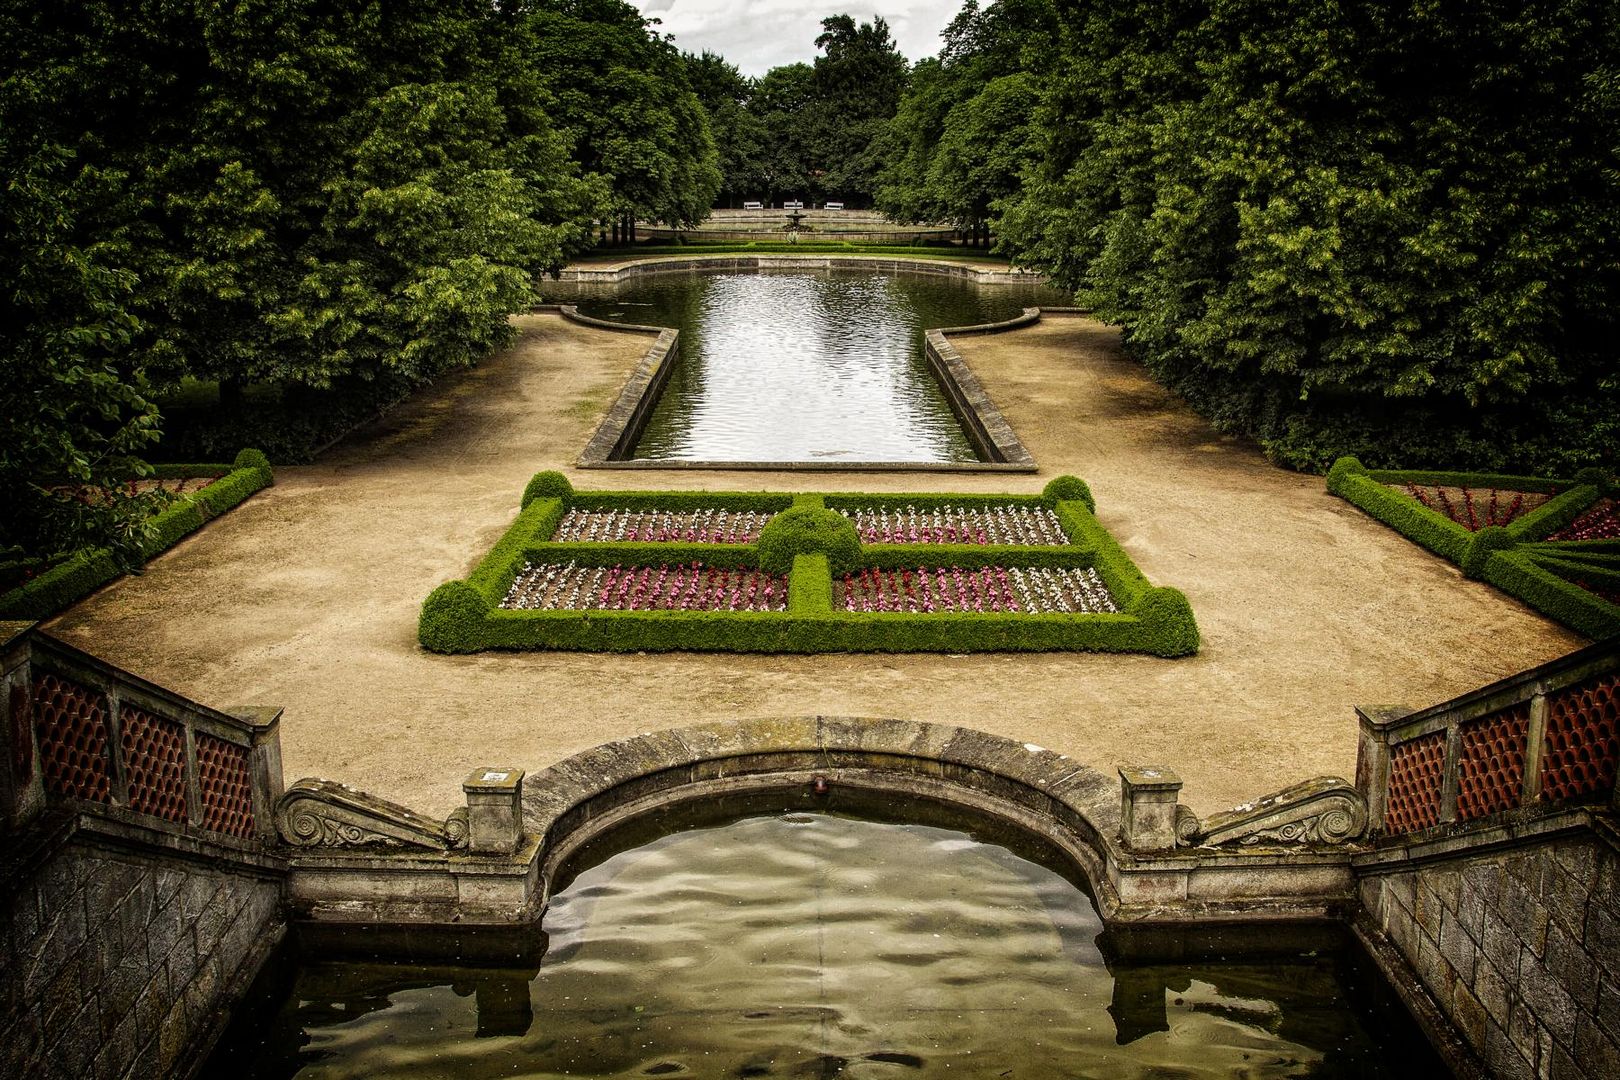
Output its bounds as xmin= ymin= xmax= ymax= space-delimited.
xmin=570 ymin=270 xmax=1064 ymax=463
xmin=211 ymin=792 xmax=1441 ymax=1078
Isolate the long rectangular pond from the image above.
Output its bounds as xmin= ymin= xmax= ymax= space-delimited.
xmin=551 ymin=267 xmax=1068 ymax=468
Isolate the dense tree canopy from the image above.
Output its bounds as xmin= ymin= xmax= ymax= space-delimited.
xmin=0 ymin=0 xmax=711 ymax=563
xmin=996 ymin=0 xmax=1620 ymax=472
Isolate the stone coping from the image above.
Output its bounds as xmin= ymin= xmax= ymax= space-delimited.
xmin=519 ymin=716 xmax=1360 ymax=925
xmin=565 ymin=292 xmax=1046 ymax=473
xmin=555 ymin=252 xmax=1049 ymax=286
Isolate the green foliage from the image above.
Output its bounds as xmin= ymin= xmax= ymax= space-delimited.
xmin=0 ymin=455 xmax=272 ymax=619
xmin=418 ymin=479 xmax=1200 ymax=656
xmin=419 ymin=581 xmax=492 ymax=654
xmin=522 ymin=0 xmax=720 ymax=226
xmin=877 ymin=0 xmax=1056 ymax=233
xmin=1481 ymin=551 xmax=1620 ymax=641
xmin=745 ymin=17 xmax=910 ymax=205
xmin=522 ymin=471 xmax=575 ymax=509
xmin=995 ymin=0 xmax=1620 ymax=473
xmin=1041 ymin=475 xmax=1094 ymax=512
xmin=756 ymin=507 xmax=862 ymax=577
xmin=1326 ymin=457 xmax=1618 ymax=635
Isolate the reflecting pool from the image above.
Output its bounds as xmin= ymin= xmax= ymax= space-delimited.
xmin=210 ymin=791 xmax=1441 ymax=1078
xmin=567 ymin=270 xmax=1065 ymax=463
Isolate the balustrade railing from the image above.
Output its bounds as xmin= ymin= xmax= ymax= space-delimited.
xmin=1357 ymin=637 xmax=1619 ymax=835
xmin=1 ymin=623 xmax=282 ymax=843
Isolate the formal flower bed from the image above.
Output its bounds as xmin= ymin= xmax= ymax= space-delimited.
xmin=1330 ymin=457 xmax=1620 ymax=639
xmin=0 ymin=450 xmax=274 ymax=620
xmin=550 ymin=508 xmax=774 ymax=544
xmin=419 ymin=472 xmax=1199 ymax=656
xmin=835 ymin=504 xmax=1068 ymax=545
xmin=1551 ymin=500 xmax=1620 ymax=542
xmin=1396 ymin=484 xmax=1549 ymax=530
xmin=836 ymin=565 xmax=1116 ymax=614
xmin=503 ymin=561 xmax=786 ymax=611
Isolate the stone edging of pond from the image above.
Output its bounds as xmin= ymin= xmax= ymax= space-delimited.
xmin=553 ymin=252 xmax=1051 ymax=286
xmin=550 ymin=290 xmax=1051 ymax=472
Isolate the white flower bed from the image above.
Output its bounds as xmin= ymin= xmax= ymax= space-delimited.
xmin=836 ymin=565 xmax=1117 ymax=614
xmin=837 ymin=505 xmax=1068 ymax=545
xmin=550 ymin=508 xmax=775 ymax=544
xmin=501 ymin=561 xmax=786 ymax=611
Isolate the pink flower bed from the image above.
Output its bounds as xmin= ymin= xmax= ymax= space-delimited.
xmin=502 ymin=561 xmax=786 ymax=611
xmin=550 ymin=509 xmax=774 ymax=544
xmin=1551 ymin=500 xmax=1620 ymax=542
xmin=838 ymin=505 xmax=1069 ymax=545
xmin=836 ymin=565 xmax=1116 ymax=614
xmin=1399 ymin=484 xmax=1548 ymax=530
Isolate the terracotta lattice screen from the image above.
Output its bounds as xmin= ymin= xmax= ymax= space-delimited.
xmin=1456 ymin=703 xmax=1531 ymax=821
xmin=1540 ymin=672 xmax=1620 ymax=803
xmin=1384 ymin=731 xmax=1446 ymax=833
xmin=195 ymin=732 xmax=255 ymax=838
xmin=120 ymin=704 xmax=188 ymax=823
xmin=33 ymin=672 xmax=112 ymax=804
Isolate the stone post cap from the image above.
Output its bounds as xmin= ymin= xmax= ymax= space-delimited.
xmin=1354 ymin=705 xmax=1416 ymax=731
xmin=464 ymin=768 xmax=525 ymax=794
xmin=0 ymin=621 xmax=36 ymax=651
xmin=1118 ymin=765 xmax=1182 ymax=792
xmin=226 ymin=705 xmax=284 ymax=733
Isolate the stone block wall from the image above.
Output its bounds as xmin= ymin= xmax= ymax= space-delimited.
xmin=0 ymin=832 xmax=283 ymax=1079
xmin=1358 ymin=829 xmax=1620 ymax=1079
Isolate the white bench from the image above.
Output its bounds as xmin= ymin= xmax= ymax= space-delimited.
xmin=783 ymin=200 xmax=804 ymax=210
xmin=742 ymin=201 xmax=763 ymax=210
xmin=823 ymin=202 xmax=845 ymax=211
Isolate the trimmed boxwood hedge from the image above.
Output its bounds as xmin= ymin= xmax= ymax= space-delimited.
xmin=0 ymin=449 xmax=275 ymax=619
xmin=418 ymin=472 xmax=1199 ymax=657
xmin=1326 ymin=456 xmax=1619 ymax=639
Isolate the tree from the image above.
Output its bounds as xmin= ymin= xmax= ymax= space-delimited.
xmin=684 ymin=51 xmax=769 ymax=207
xmin=999 ymin=0 xmax=1620 ymax=472
xmin=521 ymin=0 xmax=721 ymax=228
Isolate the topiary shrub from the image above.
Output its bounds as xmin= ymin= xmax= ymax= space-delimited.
xmin=1131 ymin=587 xmax=1200 ymax=657
xmin=419 ymin=580 xmax=491 ymax=653
xmin=522 ymin=470 xmax=574 ymax=508
xmin=1043 ymin=475 xmax=1095 ymax=512
xmin=756 ymin=507 xmax=861 ymax=576
xmin=1325 ymin=456 xmax=1368 ymax=495
xmin=232 ymin=447 xmax=272 ymax=473
xmin=1460 ymin=525 xmax=1516 ymax=579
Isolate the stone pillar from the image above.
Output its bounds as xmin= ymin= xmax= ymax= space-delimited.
xmin=231 ymin=706 xmax=285 ymax=842
xmin=463 ymin=768 xmax=525 ymax=854
xmin=0 ymin=622 xmax=43 ymax=832
xmin=1354 ymin=705 xmax=1411 ymax=832
xmin=1118 ymin=765 xmax=1183 ymax=851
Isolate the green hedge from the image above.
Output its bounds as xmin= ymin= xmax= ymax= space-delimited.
xmin=1327 ymin=456 xmax=1619 ymax=638
xmin=0 ymin=449 xmax=275 ymax=619
xmin=418 ymin=472 xmax=1199 ymax=657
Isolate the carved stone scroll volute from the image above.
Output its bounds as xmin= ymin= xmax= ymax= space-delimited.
xmin=1177 ymin=776 xmax=1369 ymax=847
xmin=276 ymin=778 xmax=467 ymax=850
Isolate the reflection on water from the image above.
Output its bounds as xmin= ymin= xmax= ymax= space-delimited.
xmin=565 ymin=270 xmax=1065 ymax=463
xmin=209 ymin=793 xmax=1442 ymax=1079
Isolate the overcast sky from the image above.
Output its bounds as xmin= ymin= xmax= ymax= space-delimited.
xmin=633 ymin=0 xmax=965 ymax=76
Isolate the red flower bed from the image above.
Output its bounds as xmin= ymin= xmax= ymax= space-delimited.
xmin=1550 ymin=500 xmax=1620 ymax=542
xmin=835 ymin=565 xmax=1117 ymax=614
xmin=502 ymin=561 xmax=786 ymax=611
xmin=1399 ymin=484 xmax=1547 ymax=530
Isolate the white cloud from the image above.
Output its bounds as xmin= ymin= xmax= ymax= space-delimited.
xmin=634 ymin=0 xmax=966 ymax=76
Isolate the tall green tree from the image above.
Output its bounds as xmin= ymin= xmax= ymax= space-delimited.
xmin=684 ymin=51 xmax=769 ymax=207
xmin=999 ymin=0 xmax=1620 ymax=472
xmin=521 ymin=0 xmax=721 ymax=227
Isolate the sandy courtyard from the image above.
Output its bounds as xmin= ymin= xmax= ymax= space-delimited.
xmin=47 ymin=309 xmax=1583 ymax=819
